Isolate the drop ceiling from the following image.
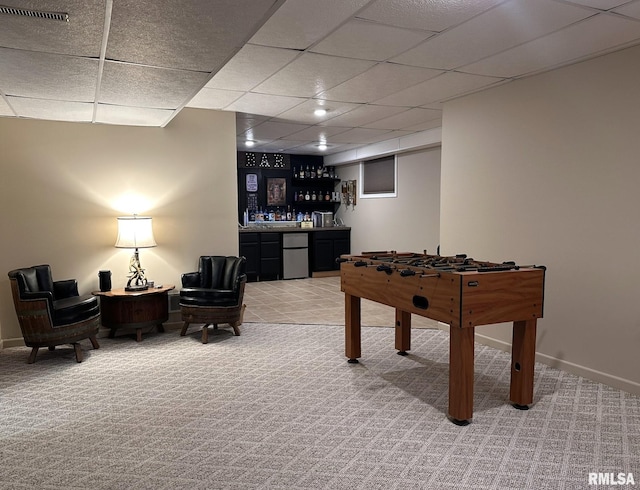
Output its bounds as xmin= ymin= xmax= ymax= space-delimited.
xmin=2 ymin=0 xmax=640 ymax=155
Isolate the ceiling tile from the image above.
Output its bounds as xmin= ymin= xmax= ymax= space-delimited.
xmin=566 ymin=0 xmax=630 ymax=9
xmin=106 ymin=0 xmax=284 ymax=71
xmin=0 ymin=48 xmax=98 ymax=101
xmin=226 ymin=92 xmax=307 ymax=117
xmin=0 ymin=0 xmax=105 ymax=57
xmin=357 ymin=0 xmax=504 ymax=32
xmin=461 ymin=13 xmax=640 ymax=78
xmin=204 ymin=44 xmax=299 ymax=92
xmin=309 ymin=19 xmax=434 ymax=61
xmin=236 ymin=113 xmax=271 ymax=134
xmin=243 ymin=120 xmax=311 ymax=140
xmin=278 ymin=141 xmax=348 ymax=154
xmin=285 ymin=125 xmax=350 ymax=142
xmin=187 ymin=88 xmax=244 ymax=110
xmin=95 ymin=104 xmax=174 ymax=126
xmin=400 ymin=117 xmax=442 ymax=132
xmin=376 ymin=72 xmax=505 ymax=107
xmin=0 ymin=96 xmax=15 ymax=116
xmin=363 ymin=107 xmax=441 ymax=130
xmin=274 ymin=99 xmax=361 ymax=124
xmin=253 ymin=53 xmax=376 ymax=97
xmin=248 ymin=139 xmax=314 ymax=152
xmin=318 ymin=62 xmax=443 ymax=103
xmin=7 ymin=97 xmax=93 ymax=122
xmin=391 ymin=0 xmax=595 ymax=70
xmin=613 ymin=2 xmax=640 ymax=19
xmin=328 ymin=127 xmax=394 ymax=144
xmin=249 ymin=0 xmax=372 ymax=49
xmin=99 ymin=61 xmax=210 ymax=109
xmin=319 ymin=103 xmax=408 ymax=127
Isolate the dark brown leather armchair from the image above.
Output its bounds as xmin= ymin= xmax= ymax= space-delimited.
xmin=8 ymin=265 xmax=100 ymax=363
xmin=179 ymin=256 xmax=247 ymax=343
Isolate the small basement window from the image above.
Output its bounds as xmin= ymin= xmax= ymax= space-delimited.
xmin=359 ymin=155 xmax=397 ymax=198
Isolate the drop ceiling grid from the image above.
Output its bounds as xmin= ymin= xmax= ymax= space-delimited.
xmin=461 ymin=13 xmax=640 ymax=78
xmin=389 ymin=0 xmax=597 ymax=71
xmin=3 ymin=0 xmax=640 ymax=154
xmin=274 ymin=99 xmax=361 ymax=124
xmin=251 ymin=52 xmax=377 ymax=98
xmin=307 ymin=18 xmax=436 ymax=61
xmin=228 ymin=0 xmax=640 ymax=152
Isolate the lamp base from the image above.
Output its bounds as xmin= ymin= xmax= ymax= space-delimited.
xmin=125 ymin=284 xmax=149 ymax=292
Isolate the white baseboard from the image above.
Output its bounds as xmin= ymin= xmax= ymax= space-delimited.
xmin=437 ymin=322 xmax=639 ymax=395
xmin=1 ymin=337 xmax=26 ymax=349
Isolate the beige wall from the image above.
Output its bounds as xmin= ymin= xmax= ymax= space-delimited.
xmin=335 ymin=147 xmax=441 ymax=255
xmin=441 ymin=45 xmax=640 ymax=393
xmin=0 ymin=108 xmax=238 ymax=346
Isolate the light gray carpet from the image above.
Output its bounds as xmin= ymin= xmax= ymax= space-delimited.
xmin=0 ymin=323 xmax=638 ymax=489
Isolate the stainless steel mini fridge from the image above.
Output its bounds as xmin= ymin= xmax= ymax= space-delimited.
xmin=282 ymin=233 xmax=309 ymax=279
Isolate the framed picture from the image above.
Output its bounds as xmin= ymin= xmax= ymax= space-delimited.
xmin=266 ymin=177 xmax=286 ymax=206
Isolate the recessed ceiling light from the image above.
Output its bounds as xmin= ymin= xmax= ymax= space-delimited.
xmin=314 ymin=108 xmax=327 ymax=117
xmin=245 ymin=140 xmax=255 ymax=147
xmin=317 ymin=143 xmax=328 ymax=151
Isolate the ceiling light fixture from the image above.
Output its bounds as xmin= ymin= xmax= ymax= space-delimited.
xmin=314 ymin=108 xmax=328 ymax=117
xmin=245 ymin=140 xmax=255 ymax=148
xmin=317 ymin=143 xmax=328 ymax=151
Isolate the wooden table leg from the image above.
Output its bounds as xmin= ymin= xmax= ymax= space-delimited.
xmin=345 ymin=293 xmax=361 ymax=363
xmin=136 ymin=328 xmax=142 ymax=342
xmin=448 ymin=326 xmax=475 ymax=424
xmin=510 ymin=319 xmax=537 ymax=409
xmin=395 ymin=309 xmax=411 ymax=355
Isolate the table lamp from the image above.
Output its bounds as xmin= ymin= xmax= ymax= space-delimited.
xmin=115 ymin=215 xmax=157 ymax=291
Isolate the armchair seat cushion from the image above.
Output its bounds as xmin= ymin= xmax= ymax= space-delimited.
xmin=179 ymin=288 xmax=237 ymax=307
xmin=53 ymin=295 xmax=99 ymax=326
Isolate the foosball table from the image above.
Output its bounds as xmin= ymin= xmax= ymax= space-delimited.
xmin=339 ymin=251 xmax=546 ymax=425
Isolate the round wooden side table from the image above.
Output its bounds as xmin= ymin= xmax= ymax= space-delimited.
xmin=93 ymin=285 xmax=175 ymax=341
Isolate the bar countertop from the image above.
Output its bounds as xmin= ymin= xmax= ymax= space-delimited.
xmin=239 ymin=225 xmax=350 ymax=233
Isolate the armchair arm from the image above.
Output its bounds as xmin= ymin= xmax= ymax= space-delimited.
xmin=181 ymin=272 xmax=201 ymax=288
xmin=21 ymin=290 xmax=54 ymax=302
xmin=53 ymin=279 xmax=79 ymax=299
xmin=20 ymin=290 xmax=55 ymax=313
xmin=233 ymin=273 xmax=247 ymax=294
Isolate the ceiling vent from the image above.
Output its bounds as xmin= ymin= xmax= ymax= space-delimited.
xmin=0 ymin=5 xmax=69 ymax=22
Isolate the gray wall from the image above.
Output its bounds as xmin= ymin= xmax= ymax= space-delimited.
xmin=441 ymin=44 xmax=640 ymax=394
xmin=335 ymin=147 xmax=441 ymax=255
xmin=0 ymin=108 xmax=239 ymax=345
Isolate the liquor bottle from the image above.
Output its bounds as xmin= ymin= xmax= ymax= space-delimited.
xmin=311 ymin=190 xmax=317 ymax=201
xmin=294 ymin=191 xmax=298 ymax=202
xmin=317 ymin=164 xmax=323 ymax=178
xmin=305 ymin=165 xmax=310 ymax=178
xmin=324 ymin=190 xmax=330 ymax=201
xmin=310 ymin=165 xmax=316 ymax=179
xmin=305 ymin=190 xmax=310 ymax=201
xmin=298 ymin=191 xmax=304 ymax=202
xmin=286 ymin=206 xmax=292 ymax=221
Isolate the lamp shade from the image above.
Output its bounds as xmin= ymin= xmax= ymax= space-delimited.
xmin=115 ymin=216 xmax=157 ymax=249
